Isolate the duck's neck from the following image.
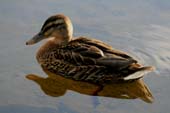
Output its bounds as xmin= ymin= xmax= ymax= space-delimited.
xmin=37 ymin=36 xmax=72 ymax=60
xmin=50 ymin=35 xmax=72 ymax=46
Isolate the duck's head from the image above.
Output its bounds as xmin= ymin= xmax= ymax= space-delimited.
xmin=26 ymin=14 xmax=73 ymax=45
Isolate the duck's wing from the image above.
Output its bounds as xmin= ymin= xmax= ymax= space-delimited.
xmin=72 ymin=37 xmax=135 ymax=60
xmin=67 ymin=37 xmax=137 ymax=70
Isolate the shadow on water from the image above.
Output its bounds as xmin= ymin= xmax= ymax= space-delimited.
xmin=26 ymin=68 xmax=153 ymax=103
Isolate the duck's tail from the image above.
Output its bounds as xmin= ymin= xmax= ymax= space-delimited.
xmin=123 ymin=66 xmax=155 ymax=80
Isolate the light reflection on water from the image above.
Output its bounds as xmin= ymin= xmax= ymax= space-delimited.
xmin=26 ymin=69 xmax=153 ymax=103
xmin=0 ymin=0 xmax=170 ymax=113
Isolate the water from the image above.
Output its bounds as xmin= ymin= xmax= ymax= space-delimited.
xmin=0 ymin=0 xmax=170 ymax=113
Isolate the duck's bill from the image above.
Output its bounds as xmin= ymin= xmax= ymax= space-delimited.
xmin=26 ymin=33 xmax=45 ymax=45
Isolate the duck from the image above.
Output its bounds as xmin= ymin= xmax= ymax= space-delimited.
xmin=26 ymin=14 xmax=154 ymax=84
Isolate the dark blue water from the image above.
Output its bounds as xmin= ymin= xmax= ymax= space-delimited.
xmin=0 ymin=0 xmax=170 ymax=113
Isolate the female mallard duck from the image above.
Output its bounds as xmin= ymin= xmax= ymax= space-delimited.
xmin=26 ymin=14 xmax=154 ymax=84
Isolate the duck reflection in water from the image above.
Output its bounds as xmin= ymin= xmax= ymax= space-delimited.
xmin=26 ymin=68 xmax=153 ymax=103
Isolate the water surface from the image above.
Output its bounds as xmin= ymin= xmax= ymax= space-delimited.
xmin=0 ymin=0 xmax=170 ymax=113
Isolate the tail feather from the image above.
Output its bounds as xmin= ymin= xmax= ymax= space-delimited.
xmin=123 ymin=66 xmax=155 ymax=80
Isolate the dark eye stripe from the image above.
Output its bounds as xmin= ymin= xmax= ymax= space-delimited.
xmin=42 ymin=19 xmax=64 ymax=31
xmin=44 ymin=27 xmax=54 ymax=36
xmin=42 ymin=23 xmax=66 ymax=33
xmin=41 ymin=17 xmax=57 ymax=30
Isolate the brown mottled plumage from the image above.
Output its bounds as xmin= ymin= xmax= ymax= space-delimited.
xmin=26 ymin=14 xmax=154 ymax=84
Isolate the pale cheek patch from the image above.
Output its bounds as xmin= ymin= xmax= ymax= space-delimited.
xmin=47 ymin=37 xmax=55 ymax=41
xmin=47 ymin=37 xmax=63 ymax=44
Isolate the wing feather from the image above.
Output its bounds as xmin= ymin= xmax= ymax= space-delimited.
xmin=72 ymin=37 xmax=136 ymax=60
xmin=65 ymin=37 xmax=137 ymax=70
